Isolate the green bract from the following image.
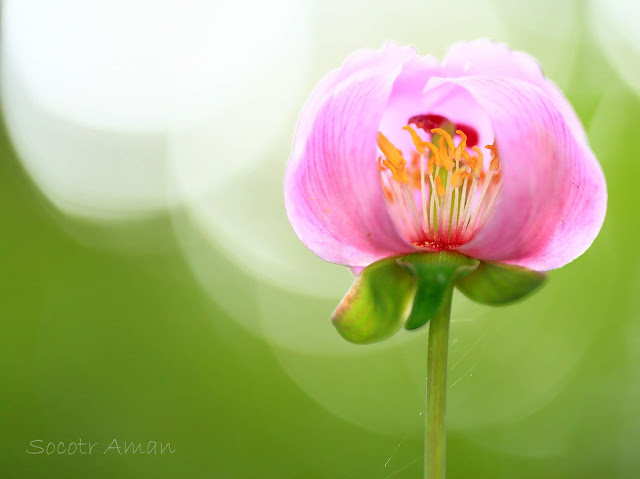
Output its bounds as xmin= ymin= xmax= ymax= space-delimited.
xmin=456 ymin=260 xmax=546 ymax=305
xmin=331 ymin=256 xmax=416 ymax=345
xmin=332 ymin=251 xmax=546 ymax=344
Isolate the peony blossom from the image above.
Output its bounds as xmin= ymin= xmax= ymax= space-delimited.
xmin=284 ymin=40 xmax=606 ymax=273
xmin=284 ymin=41 xmax=608 ymax=477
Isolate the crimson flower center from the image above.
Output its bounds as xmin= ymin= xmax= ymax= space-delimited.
xmin=377 ymin=117 xmax=502 ymax=250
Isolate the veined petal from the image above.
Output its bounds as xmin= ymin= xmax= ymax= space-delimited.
xmin=442 ymin=39 xmax=587 ymax=143
xmin=427 ymin=77 xmax=606 ymax=270
xmin=293 ymin=44 xmax=420 ymax=156
xmin=285 ymin=46 xmax=422 ymax=267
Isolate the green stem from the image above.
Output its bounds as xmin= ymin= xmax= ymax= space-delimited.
xmin=425 ymin=288 xmax=452 ymax=479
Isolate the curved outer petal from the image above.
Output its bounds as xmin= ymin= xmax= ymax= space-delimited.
xmin=293 ymin=44 xmax=419 ymax=155
xmin=427 ymin=77 xmax=607 ymax=270
xmin=442 ymin=39 xmax=587 ymax=143
xmin=285 ymin=46 xmax=420 ymax=267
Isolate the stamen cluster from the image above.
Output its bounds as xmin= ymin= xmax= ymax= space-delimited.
xmin=377 ymin=123 xmax=502 ymax=248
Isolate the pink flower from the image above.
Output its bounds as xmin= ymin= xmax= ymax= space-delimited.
xmin=284 ymin=40 xmax=606 ymax=272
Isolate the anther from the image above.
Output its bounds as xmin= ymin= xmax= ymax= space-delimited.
xmin=431 ymin=128 xmax=455 ymax=153
xmin=377 ymin=132 xmax=408 ymax=184
xmin=435 ymin=176 xmax=445 ymax=198
xmin=402 ymin=125 xmax=427 ymax=155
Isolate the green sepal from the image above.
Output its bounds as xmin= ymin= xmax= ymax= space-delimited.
xmin=455 ymin=260 xmax=546 ymax=305
xmin=398 ymin=252 xmax=479 ymax=330
xmin=332 ymin=256 xmax=417 ymax=344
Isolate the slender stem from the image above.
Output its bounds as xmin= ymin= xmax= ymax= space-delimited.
xmin=425 ymin=289 xmax=453 ymax=479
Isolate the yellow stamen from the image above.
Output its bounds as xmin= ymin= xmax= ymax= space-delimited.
xmin=471 ymin=146 xmax=483 ymax=165
xmin=382 ymin=159 xmax=408 ymax=183
xmin=423 ymin=141 xmax=441 ymax=168
xmin=451 ymin=169 xmax=469 ymax=188
xmin=486 ymin=142 xmax=500 ymax=171
xmin=431 ymin=128 xmax=455 ymax=153
xmin=407 ymin=153 xmax=423 ymax=189
xmin=435 ymin=176 xmax=445 ymax=198
xmin=377 ymin=132 xmax=408 ymax=184
xmin=455 ymin=130 xmax=467 ymax=150
xmin=377 ymin=132 xmax=405 ymax=169
xmin=470 ymin=146 xmax=484 ymax=177
xmin=438 ymin=137 xmax=454 ymax=171
xmin=402 ymin=125 xmax=427 ymax=155
xmin=454 ymin=130 xmax=466 ymax=164
xmin=427 ymin=154 xmax=436 ymax=172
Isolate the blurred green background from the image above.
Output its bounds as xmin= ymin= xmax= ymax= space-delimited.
xmin=1 ymin=0 xmax=640 ymax=478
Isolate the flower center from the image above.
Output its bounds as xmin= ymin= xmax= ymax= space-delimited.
xmin=377 ymin=117 xmax=502 ymax=249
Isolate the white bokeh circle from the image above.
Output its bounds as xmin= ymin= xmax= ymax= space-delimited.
xmin=2 ymin=0 xmax=311 ymax=218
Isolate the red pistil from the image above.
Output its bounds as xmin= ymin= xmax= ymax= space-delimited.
xmin=408 ymin=114 xmax=479 ymax=147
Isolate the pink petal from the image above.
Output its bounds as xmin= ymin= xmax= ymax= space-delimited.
xmin=293 ymin=44 xmax=420 ymax=160
xmin=285 ymin=46 xmax=428 ymax=267
xmin=443 ymin=39 xmax=587 ymax=142
xmin=377 ymin=55 xmax=443 ymax=155
xmin=425 ymin=77 xmax=607 ymax=270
